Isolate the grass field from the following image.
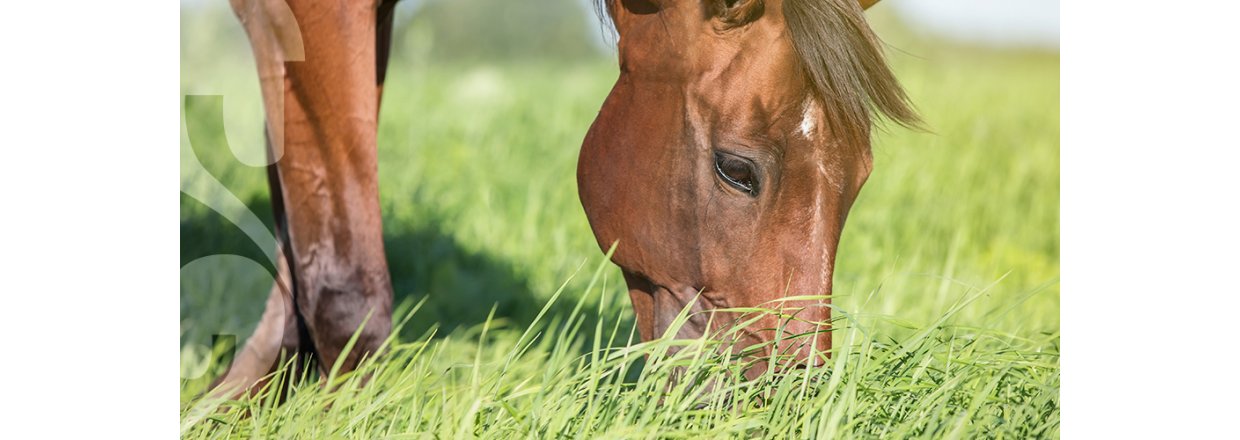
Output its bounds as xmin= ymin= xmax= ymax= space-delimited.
xmin=180 ymin=6 xmax=1059 ymax=438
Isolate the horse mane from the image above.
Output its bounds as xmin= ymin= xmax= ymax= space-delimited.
xmin=592 ymin=0 xmax=921 ymax=146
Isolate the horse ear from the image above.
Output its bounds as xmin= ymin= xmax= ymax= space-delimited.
xmin=711 ymin=0 xmax=764 ymax=29
xmin=860 ymin=0 xmax=880 ymax=10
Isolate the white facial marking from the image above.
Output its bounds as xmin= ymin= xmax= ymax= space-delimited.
xmin=799 ymin=96 xmax=819 ymax=140
xmin=807 ymin=172 xmax=832 ymax=301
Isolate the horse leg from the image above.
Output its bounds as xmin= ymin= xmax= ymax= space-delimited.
xmin=273 ymin=0 xmax=393 ymax=379
xmin=208 ymin=0 xmax=311 ymax=399
xmin=217 ymin=0 xmax=394 ymax=395
xmin=208 ymin=239 xmax=307 ymax=399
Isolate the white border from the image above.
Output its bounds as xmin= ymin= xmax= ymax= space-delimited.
xmin=1064 ymin=1 xmax=1240 ymax=436
xmin=3 ymin=0 xmax=1239 ymax=437
xmin=2 ymin=1 xmax=179 ymax=437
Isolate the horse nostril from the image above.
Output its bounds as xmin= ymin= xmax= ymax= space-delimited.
xmin=800 ymin=354 xmax=827 ymax=368
xmin=786 ymin=350 xmax=827 ymax=369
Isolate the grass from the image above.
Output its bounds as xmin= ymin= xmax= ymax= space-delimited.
xmin=180 ymin=7 xmax=1059 ymax=438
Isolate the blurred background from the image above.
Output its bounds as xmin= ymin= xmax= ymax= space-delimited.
xmin=181 ymin=0 xmax=1059 ymax=379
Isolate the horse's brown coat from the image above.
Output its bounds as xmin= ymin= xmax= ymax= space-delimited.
xmin=212 ymin=0 xmax=911 ymax=394
xmin=214 ymin=0 xmax=397 ymax=396
xmin=579 ymin=0 xmax=915 ymax=374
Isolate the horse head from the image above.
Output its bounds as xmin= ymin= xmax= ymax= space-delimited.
xmin=578 ymin=0 xmax=918 ymax=373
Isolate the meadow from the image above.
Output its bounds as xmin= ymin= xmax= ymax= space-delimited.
xmin=180 ymin=5 xmax=1059 ymax=438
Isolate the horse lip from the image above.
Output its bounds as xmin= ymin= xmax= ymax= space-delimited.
xmin=652 ymin=284 xmax=829 ymax=364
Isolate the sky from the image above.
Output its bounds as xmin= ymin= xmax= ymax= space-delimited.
xmin=888 ymin=0 xmax=1059 ymax=49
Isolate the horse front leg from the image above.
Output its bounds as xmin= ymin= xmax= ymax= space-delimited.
xmin=217 ymin=0 xmax=395 ymax=396
xmin=273 ymin=0 xmax=394 ymax=380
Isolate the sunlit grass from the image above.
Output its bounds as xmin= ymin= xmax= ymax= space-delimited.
xmin=181 ymin=252 xmax=1057 ymax=438
xmin=180 ymin=8 xmax=1059 ymax=437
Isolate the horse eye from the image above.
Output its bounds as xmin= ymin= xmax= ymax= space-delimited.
xmin=714 ymin=152 xmax=758 ymax=196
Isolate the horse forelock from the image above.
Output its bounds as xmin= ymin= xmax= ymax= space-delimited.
xmin=783 ymin=0 xmax=920 ymax=148
xmin=591 ymin=0 xmax=921 ymax=147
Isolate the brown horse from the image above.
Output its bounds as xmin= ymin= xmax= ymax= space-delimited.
xmin=213 ymin=0 xmax=915 ymax=395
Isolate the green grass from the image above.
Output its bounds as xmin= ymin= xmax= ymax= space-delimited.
xmin=180 ymin=9 xmax=1059 ymax=438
